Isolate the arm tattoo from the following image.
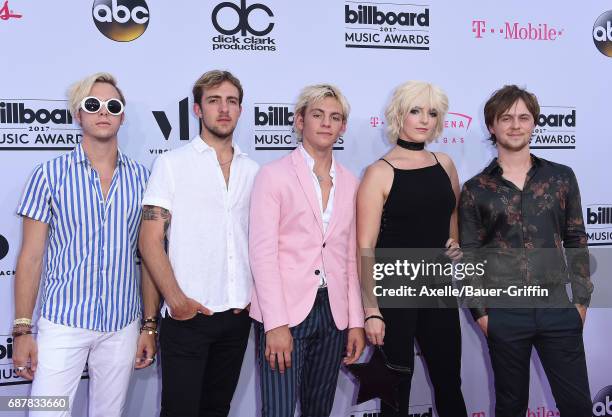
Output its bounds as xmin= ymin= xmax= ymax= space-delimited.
xmin=162 ymin=208 xmax=170 ymax=235
xmin=143 ymin=205 xmax=172 ymax=234
xmin=142 ymin=205 xmax=158 ymax=220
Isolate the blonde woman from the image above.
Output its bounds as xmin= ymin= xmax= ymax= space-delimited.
xmin=357 ymin=81 xmax=467 ymax=416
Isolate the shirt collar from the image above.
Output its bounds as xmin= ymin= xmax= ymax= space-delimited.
xmin=191 ymin=135 xmax=246 ymax=157
xmin=72 ymin=142 xmax=127 ymax=166
xmin=484 ymin=153 xmax=542 ymax=176
xmin=298 ymin=143 xmax=336 ymax=178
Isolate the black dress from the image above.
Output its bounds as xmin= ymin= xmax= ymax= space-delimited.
xmin=375 ymin=154 xmax=467 ymax=417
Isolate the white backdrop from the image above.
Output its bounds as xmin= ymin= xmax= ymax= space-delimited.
xmin=1 ymin=1 xmax=611 ymax=416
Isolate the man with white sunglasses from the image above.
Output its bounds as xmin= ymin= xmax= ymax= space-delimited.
xmin=12 ymin=72 xmax=159 ymax=417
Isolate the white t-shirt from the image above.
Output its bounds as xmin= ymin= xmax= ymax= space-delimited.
xmin=142 ymin=136 xmax=259 ymax=315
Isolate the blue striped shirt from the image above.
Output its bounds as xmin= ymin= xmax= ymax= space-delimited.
xmin=17 ymin=144 xmax=149 ymax=332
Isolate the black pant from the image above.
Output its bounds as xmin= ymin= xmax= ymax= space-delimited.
xmin=487 ymin=307 xmax=591 ymax=417
xmin=159 ymin=309 xmax=252 ymax=417
xmin=379 ymin=307 xmax=467 ymax=417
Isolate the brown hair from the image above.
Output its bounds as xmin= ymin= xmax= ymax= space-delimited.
xmin=192 ymin=70 xmax=243 ymax=106
xmin=484 ymin=85 xmax=539 ymax=145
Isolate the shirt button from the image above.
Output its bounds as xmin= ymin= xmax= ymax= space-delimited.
xmin=322 ymin=243 xmax=326 ymax=248
xmin=315 ymin=269 xmax=320 ymax=275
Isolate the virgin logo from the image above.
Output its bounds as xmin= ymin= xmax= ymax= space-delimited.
xmin=0 ymin=1 xmax=22 ymax=21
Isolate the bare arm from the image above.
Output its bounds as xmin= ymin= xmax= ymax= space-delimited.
xmin=14 ymin=217 xmax=48 ymax=319
xmin=140 ymin=260 xmax=160 ymax=319
xmin=436 ymin=152 xmax=460 ymax=242
xmin=134 ymin=260 xmax=161 ymax=369
xmin=138 ymin=205 xmax=210 ymax=319
xmin=13 ymin=217 xmax=49 ymax=380
xmin=357 ymin=162 xmax=392 ymax=345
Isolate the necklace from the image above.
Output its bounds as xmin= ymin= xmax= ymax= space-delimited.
xmin=219 ymin=158 xmax=232 ymax=166
xmin=397 ymin=138 xmax=425 ymax=151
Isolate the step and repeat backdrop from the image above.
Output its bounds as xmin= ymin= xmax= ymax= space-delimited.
xmin=1 ymin=1 xmax=611 ymax=416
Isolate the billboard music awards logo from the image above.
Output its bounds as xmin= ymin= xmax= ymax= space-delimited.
xmin=434 ymin=112 xmax=472 ymax=145
xmin=0 ymin=0 xmax=22 ymax=20
xmin=472 ymin=19 xmax=564 ymax=41
xmin=253 ymin=103 xmax=344 ymax=151
xmin=151 ymin=97 xmax=191 ymax=154
xmin=344 ymin=2 xmax=430 ymax=50
xmin=530 ymin=106 xmax=576 ymax=150
xmin=211 ymin=0 xmax=277 ymax=52
xmin=92 ymin=0 xmax=150 ymax=42
xmin=593 ymin=10 xmax=612 ymax=57
xmin=0 ymin=99 xmax=81 ymax=151
xmin=585 ymin=204 xmax=612 ymax=246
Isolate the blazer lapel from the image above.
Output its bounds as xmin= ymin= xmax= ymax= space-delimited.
xmin=291 ymin=149 xmax=324 ymax=234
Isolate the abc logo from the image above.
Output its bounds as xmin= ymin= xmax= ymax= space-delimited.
xmin=212 ymin=0 xmax=274 ymax=37
xmin=593 ymin=10 xmax=612 ymax=57
xmin=593 ymin=385 xmax=612 ymax=416
xmin=92 ymin=0 xmax=150 ymax=42
xmin=0 ymin=235 xmax=8 ymax=261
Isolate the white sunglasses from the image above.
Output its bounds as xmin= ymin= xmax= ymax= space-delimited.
xmin=80 ymin=96 xmax=124 ymax=115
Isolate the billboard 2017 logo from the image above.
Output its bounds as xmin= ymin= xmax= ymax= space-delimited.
xmin=472 ymin=19 xmax=564 ymax=41
xmin=92 ymin=0 xmax=150 ymax=42
xmin=253 ymin=103 xmax=344 ymax=151
xmin=211 ymin=0 xmax=276 ymax=52
xmin=345 ymin=2 xmax=430 ymax=50
xmin=593 ymin=10 xmax=612 ymax=57
xmin=0 ymin=99 xmax=81 ymax=151
xmin=530 ymin=106 xmax=576 ymax=150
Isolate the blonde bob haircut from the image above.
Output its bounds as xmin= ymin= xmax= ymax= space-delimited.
xmin=68 ymin=72 xmax=125 ymax=118
xmin=293 ymin=84 xmax=350 ymax=139
xmin=384 ymin=81 xmax=449 ymax=143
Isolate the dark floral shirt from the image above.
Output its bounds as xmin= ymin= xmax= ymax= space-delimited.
xmin=459 ymin=154 xmax=592 ymax=320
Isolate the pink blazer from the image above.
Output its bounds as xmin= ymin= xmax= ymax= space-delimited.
xmin=249 ymin=149 xmax=364 ymax=332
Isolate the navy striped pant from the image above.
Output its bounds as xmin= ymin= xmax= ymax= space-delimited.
xmin=256 ymin=288 xmax=348 ymax=417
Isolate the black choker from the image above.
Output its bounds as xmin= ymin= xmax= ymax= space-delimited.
xmin=397 ymin=138 xmax=425 ymax=151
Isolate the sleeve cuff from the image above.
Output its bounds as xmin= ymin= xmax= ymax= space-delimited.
xmin=141 ymin=197 xmax=172 ymax=212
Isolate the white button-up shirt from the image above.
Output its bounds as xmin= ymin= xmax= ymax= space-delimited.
xmin=143 ymin=136 xmax=259 ymax=315
xmin=299 ymin=144 xmax=335 ymax=287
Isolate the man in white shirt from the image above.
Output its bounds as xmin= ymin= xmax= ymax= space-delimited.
xmin=139 ymin=70 xmax=258 ymax=417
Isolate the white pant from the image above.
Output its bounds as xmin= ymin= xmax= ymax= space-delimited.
xmin=29 ymin=317 xmax=140 ymax=417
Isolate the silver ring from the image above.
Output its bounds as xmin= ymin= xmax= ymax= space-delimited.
xmin=270 ymin=352 xmax=277 ymax=356
xmin=15 ymin=366 xmax=26 ymax=372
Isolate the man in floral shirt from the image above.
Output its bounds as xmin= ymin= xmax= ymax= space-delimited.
xmin=459 ymin=85 xmax=592 ymax=417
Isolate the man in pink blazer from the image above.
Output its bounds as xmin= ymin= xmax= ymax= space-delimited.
xmin=249 ymin=84 xmax=365 ymax=417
